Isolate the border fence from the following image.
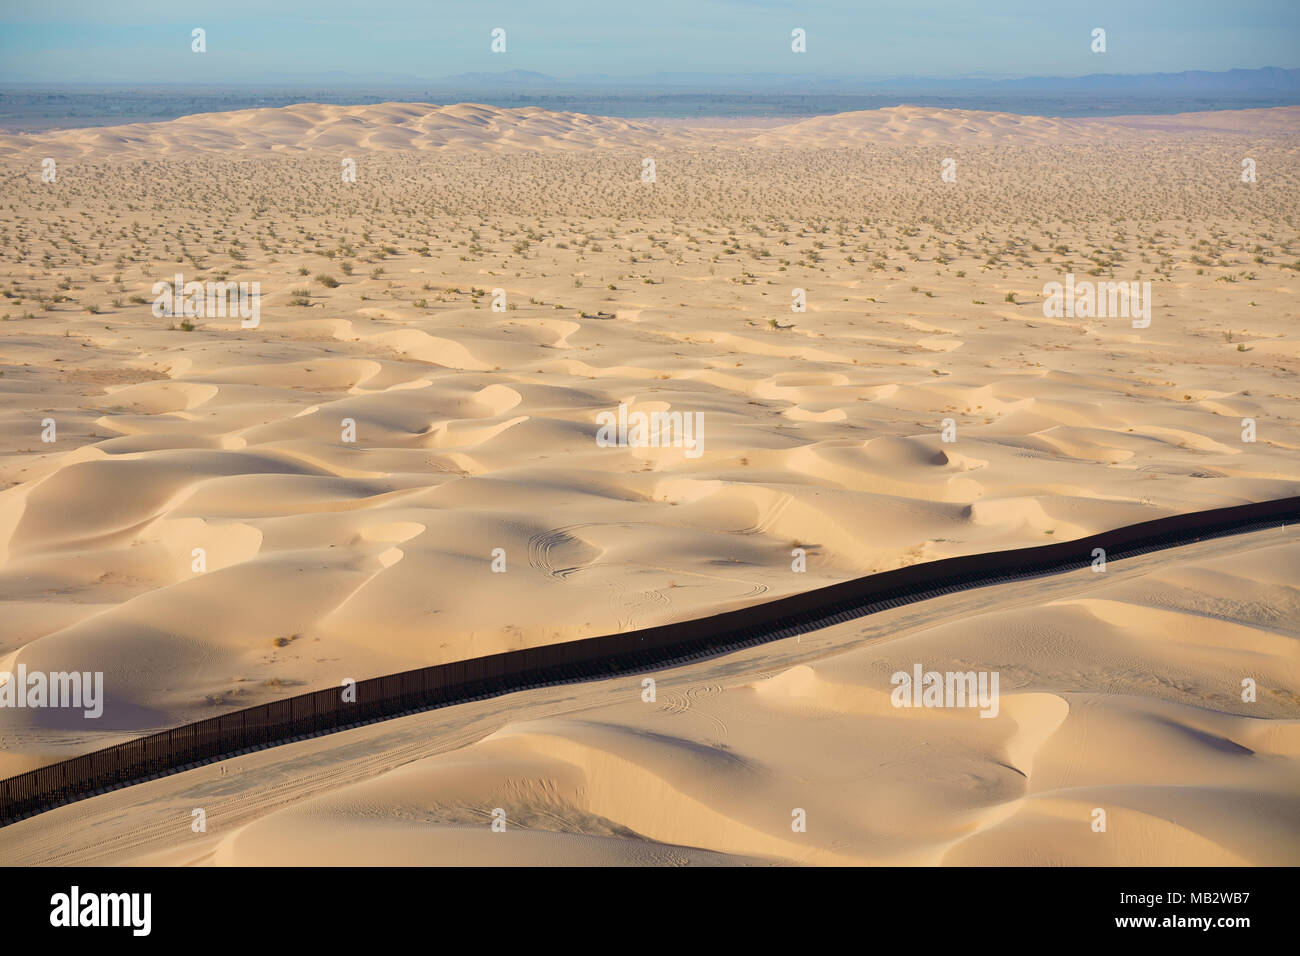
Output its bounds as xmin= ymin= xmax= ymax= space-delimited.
xmin=2 ymin=495 xmax=1297 ymax=827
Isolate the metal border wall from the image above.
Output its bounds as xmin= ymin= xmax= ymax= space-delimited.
xmin=2 ymin=495 xmax=1296 ymax=827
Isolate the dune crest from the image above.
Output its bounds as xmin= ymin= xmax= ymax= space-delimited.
xmin=3 ymin=102 xmax=1298 ymax=159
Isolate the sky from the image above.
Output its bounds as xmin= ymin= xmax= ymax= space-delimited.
xmin=1 ymin=0 xmax=1297 ymax=84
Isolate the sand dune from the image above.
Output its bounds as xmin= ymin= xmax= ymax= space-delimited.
xmin=2 ymin=529 xmax=1293 ymax=865
xmin=0 ymin=103 xmax=1296 ymax=865
xmin=0 ymin=102 xmax=687 ymax=159
xmin=2 ymin=102 xmax=1296 ymax=160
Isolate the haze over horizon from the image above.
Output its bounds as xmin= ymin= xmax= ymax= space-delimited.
xmin=4 ymin=67 xmax=1298 ymax=132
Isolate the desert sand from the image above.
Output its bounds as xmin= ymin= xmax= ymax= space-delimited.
xmin=1 ymin=528 xmax=1295 ymax=865
xmin=0 ymin=103 xmax=1296 ymax=864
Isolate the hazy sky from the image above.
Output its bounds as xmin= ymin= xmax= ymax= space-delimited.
xmin=2 ymin=0 xmax=1297 ymax=83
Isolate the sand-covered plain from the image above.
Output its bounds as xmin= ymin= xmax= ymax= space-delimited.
xmin=0 ymin=103 xmax=1297 ymax=864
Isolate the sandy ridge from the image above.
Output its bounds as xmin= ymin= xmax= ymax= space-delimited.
xmin=1 ymin=102 xmax=1297 ymax=160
